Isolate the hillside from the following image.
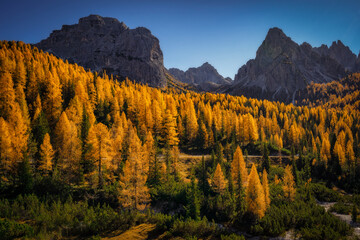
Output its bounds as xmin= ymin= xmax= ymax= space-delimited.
xmin=0 ymin=41 xmax=360 ymax=239
xmin=296 ymin=73 xmax=360 ymax=110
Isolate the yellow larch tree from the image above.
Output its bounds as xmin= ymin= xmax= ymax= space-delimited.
xmin=346 ymin=140 xmax=355 ymax=166
xmin=86 ymin=123 xmax=114 ymax=187
xmin=111 ymin=113 xmax=125 ymax=168
xmin=0 ymin=118 xmax=14 ymax=182
xmin=43 ymin=72 xmax=63 ymax=127
xmin=283 ymin=165 xmax=296 ymax=201
xmin=210 ymin=163 xmax=227 ymax=194
xmin=262 ymin=169 xmax=270 ymax=209
xmin=185 ymin=99 xmax=198 ymax=142
xmin=0 ymin=71 xmax=16 ymax=119
xmin=144 ymin=130 xmax=155 ymax=175
xmin=320 ymin=133 xmax=331 ymax=167
xmin=243 ymin=114 xmax=259 ymax=144
xmin=54 ymin=112 xmax=81 ymax=180
xmin=231 ymin=146 xmax=248 ymax=190
xmin=245 ymin=164 xmax=266 ymax=219
xmin=38 ymin=133 xmax=54 ymax=175
xmin=9 ymin=103 xmax=28 ymax=161
xmin=119 ymin=126 xmax=150 ymax=210
xmin=152 ymin=99 xmax=163 ymax=137
xmin=162 ymin=109 xmax=179 ymax=147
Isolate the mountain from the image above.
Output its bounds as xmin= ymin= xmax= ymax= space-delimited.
xmin=168 ymin=62 xmax=232 ymax=91
xmin=36 ymin=15 xmax=167 ymax=87
xmin=314 ymin=40 xmax=357 ymax=72
xmin=229 ymin=27 xmax=350 ymax=103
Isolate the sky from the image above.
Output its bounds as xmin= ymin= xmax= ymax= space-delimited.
xmin=0 ymin=0 xmax=359 ymax=79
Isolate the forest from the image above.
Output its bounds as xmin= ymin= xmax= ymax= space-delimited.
xmin=0 ymin=41 xmax=360 ymax=239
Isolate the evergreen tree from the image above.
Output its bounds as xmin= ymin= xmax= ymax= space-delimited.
xmin=198 ymin=156 xmax=209 ymax=194
xmin=187 ymin=176 xmax=200 ymax=220
xmin=17 ymin=156 xmax=33 ymax=194
xmin=262 ymin=142 xmax=270 ymax=172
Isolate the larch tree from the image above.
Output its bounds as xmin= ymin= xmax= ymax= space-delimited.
xmin=43 ymin=72 xmax=63 ymax=127
xmin=185 ymin=99 xmax=198 ymax=143
xmin=38 ymin=133 xmax=54 ymax=175
xmin=86 ymin=123 xmax=114 ymax=187
xmin=346 ymin=140 xmax=355 ymax=166
xmin=0 ymin=118 xmax=14 ymax=182
xmin=162 ymin=109 xmax=179 ymax=147
xmin=334 ymin=141 xmax=346 ymax=167
xmin=248 ymin=114 xmax=259 ymax=143
xmin=245 ymin=164 xmax=266 ymax=219
xmin=262 ymin=169 xmax=270 ymax=209
xmin=119 ymin=126 xmax=150 ymax=210
xmin=283 ymin=165 xmax=296 ymax=201
xmin=54 ymin=112 xmax=81 ymax=180
xmin=210 ymin=163 xmax=227 ymax=194
xmin=152 ymin=100 xmax=163 ymax=137
xmin=144 ymin=131 xmax=155 ymax=176
xmin=231 ymin=146 xmax=248 ymax=190
xmin=0 ymin=71 xmax=16 ymax=119
xmin=9 ymin=103 xmax=29 ymax=162
xmin=320 ymin=133 xmax=331 ymax=167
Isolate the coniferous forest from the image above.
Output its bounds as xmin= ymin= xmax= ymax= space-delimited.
xmin=1 ymin=41 xmax=360 ymax=239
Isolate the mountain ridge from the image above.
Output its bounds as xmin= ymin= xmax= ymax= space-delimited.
xmin=168 ymin=62 xmax=232 ymax=92
xmin=36 ymin=14 xmax=168 ymax=87
xmin=227 ymin=27 xmax=358 ymax=103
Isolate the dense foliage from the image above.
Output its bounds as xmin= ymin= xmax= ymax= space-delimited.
xmin=0 ymin=40 xmax=359 ymax=239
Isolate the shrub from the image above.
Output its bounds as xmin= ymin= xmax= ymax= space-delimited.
xmin=0 ymin=218 xmax=34 ymax=240
xmin=310 ymin=183 xmax=341 ymax=202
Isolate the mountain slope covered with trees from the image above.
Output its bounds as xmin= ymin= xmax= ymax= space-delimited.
xmin=0 ymin=41 xmax=359 ymax=239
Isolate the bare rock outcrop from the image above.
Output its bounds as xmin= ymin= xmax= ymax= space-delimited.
xmin=36 ymin=15 xmax=167 ymax=87
xmin=229 ymin=28 xmax=347 ymax=103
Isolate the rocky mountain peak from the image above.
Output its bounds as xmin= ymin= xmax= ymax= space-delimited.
xmin=168 ymin=62 xmax=231 ymax=91
xmin=256 ymin=27 xmax=298 ymax=66
xmin=36 ymin=15 xmax=167 ymax=87
xmin=231 ymin=27 xmax=346 ymax=103
xmin=328 ymin=40 xmax=357 ymax=71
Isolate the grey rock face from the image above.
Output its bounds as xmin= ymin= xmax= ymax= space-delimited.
xmin=314 ymin=40 xmax=357 ymax=72
xmin=168 ymin=62 xmax=231 ymax=91
xmin=36 ymin=15 xmax=167 ymax=87
xmin=231 ymin=28 xmax=348 ymax=103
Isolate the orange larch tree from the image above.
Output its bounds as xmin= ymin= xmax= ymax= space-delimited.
xmin=283 ymin=165 xmax=296 ymax=201
xmin=38 ymin=133 xmax=54 ymax=175
xmin=119 ymin=127 xmax=150 ymax=210
xmin=86 ymin=123 xmax=114 ymax=187
xmin=210 ymin=163 xmax=227 ymax=194
xmin=262 ymin=169 xmax=270 ymax=209
xmin=231 ymin=146 xmax=248 ymax=190
xmin=245 ymin=164 xmax=266 ymax=219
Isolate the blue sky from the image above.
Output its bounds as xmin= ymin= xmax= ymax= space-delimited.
xmin=0 ymin=0 xmax=359 ymax=79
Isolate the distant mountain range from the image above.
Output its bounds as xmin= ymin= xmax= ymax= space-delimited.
xmin=36 ymin=15 xmax=360 ymax=103
xmin=168 ymin=62 xmax=232 ymax=91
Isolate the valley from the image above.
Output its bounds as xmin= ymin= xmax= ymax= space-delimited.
xmin=0 ymin=5 xmax=360 ymax=239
